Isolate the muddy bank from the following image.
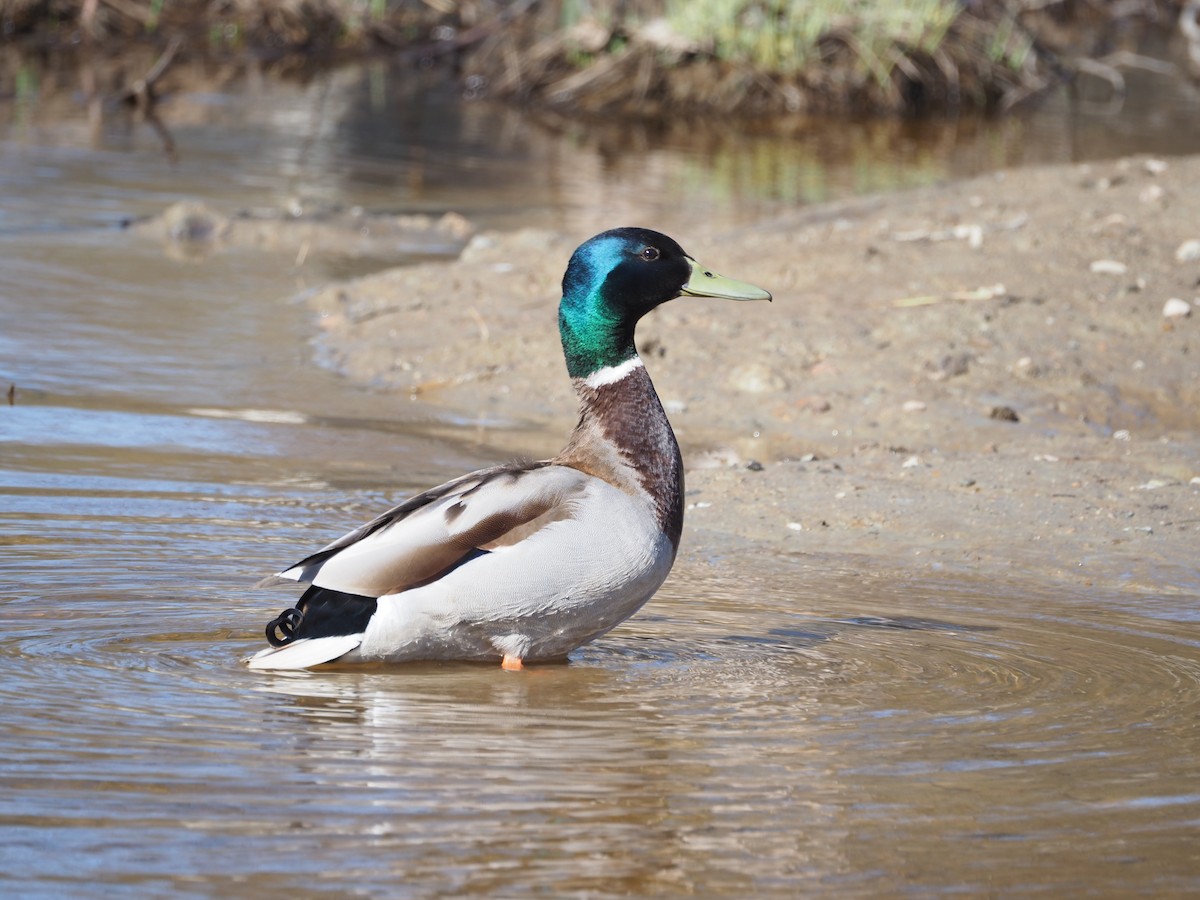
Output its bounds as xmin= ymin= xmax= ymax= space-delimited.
xmin=298 ymin=154 xmax=1199 ymax=591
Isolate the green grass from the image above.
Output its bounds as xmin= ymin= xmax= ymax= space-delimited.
xmin=665 ymin=0 xmax=961 ymax=80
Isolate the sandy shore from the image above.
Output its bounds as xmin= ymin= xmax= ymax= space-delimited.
xmin=299 ymin=154 xmax=1200 ymax=593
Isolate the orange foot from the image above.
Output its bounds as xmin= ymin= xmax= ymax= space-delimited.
xmin=501 ymin=654 xmax=524 ymax=671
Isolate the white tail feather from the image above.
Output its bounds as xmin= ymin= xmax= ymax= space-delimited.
xmin=245 ymin=635 xmax=362 ymax=670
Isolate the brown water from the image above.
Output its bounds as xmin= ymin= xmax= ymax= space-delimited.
xmin=2 ymin=62 xmax=1200 ymax=896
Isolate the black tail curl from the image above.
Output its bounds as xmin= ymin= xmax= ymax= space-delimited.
xmin=265 ymin=607 xmax=303 ymax=647
xmin=264 ymin=584 xmax=379 ymax=647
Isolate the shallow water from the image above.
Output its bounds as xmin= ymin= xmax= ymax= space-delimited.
xmin=2 ymin=62 xmax=1200 ymax=895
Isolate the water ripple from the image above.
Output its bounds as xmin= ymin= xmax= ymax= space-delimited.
xmin=3 ymin=455 xmax=1199 ymax=896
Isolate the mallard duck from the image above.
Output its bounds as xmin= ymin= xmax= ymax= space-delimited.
xmin=247 ymin=227 xmax=771 ymax=671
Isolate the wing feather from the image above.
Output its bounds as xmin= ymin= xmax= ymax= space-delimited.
xmin=260 ymin=461 xmax=589 ymax=597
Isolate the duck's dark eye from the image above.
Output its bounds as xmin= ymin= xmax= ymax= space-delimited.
xmin=640 ymin=246 xmax=660 ymax=261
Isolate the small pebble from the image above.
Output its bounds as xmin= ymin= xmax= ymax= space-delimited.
xmin=1136 ymin=479 xmax=1171 ymax=490
xmin=1139 ymin=184 xmax=1165 ymax=203
xmin=1144 ymin=158 xmax=1168 ymax=175
xmin=1092 ymin=213 xmax=1129 ymax=234
xmin=745 ymin=460 xmax=764 ymax=472
xmin=1090 ymin=259 xmax=1127 ymax=275
xmin=901 ymin=455 xmax=922 ymax=468
xmin=1175 ymin=239 xmax=1200 ymax=262
xmin=955 ymin=224 xmax=984 ymax=249
xmin=902 ymin=400 xmax=927 ymax=413
xmin=787 ymin=521 xmax=804 ymax=531
xmin=990 ymin=405 xmax=1020 ymax=422
xmin=1014 ymin=357 xmax=1040 ymax=377
xmin=1163 ymin=298 xmax=1192 ymax=319
xmin=1113 ymin=429 xmax=1131 ymax=441
xmin=693 ymin=449 xmax=742 ymax=468
xmin=926 ymin=352 xmax=972 ymax=381
xmin=729 ymin=363 xmax=788 ymax=393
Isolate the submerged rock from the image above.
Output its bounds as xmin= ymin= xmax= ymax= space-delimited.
xmin=130 ymin=202 xmax=473 ymax=263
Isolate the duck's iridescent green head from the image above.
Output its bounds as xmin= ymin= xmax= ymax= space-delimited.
xmin=559 ymin=227 xmax=771 ymax=380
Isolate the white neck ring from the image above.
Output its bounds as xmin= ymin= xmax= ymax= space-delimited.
xmin=583 ymin=356 xmax=644 ymax=389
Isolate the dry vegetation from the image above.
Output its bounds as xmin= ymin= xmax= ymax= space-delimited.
xmin=0 ymin=0 xmax=1191 ymax=115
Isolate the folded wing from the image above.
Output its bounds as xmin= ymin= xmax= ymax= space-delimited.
xmin=259 ymin=462 xmax=590 ymax=598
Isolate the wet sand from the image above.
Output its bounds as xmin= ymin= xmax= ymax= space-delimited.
xmin=291 ymin=154 xmax=1200 ymax=593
